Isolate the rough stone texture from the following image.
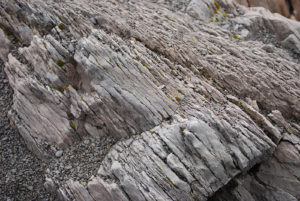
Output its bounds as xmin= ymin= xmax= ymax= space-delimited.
xmin=0 ymin=0 xmax=299 ymax=200
xmin=210 ymin=133 xmax=300 ymax=201
xmin=0 ymin=59 xmax=54 ymax=200
xmin=234 ymin=0 xmax=300 ymax=21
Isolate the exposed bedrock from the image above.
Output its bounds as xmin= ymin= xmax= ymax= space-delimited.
xmin=234 ymin=0 xmax=300 ymax=21
xmin=0 ymin=0 xmax=299 ymax=200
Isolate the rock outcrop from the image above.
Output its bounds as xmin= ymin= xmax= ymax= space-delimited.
xmin=0 ymin=0 xmax=299 ymax=200
xmin=235 ymin=0 xmax=300 ymax=21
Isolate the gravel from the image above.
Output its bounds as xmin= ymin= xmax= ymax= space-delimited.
xmin=0 ymin=59 xmax=56 ymax=201
xmin=46 ymin=135 xmax=116 ymax=186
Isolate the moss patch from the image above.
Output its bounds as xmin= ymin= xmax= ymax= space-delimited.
xmin=175 ymin=96 xmax=181 ymax=104
xmin=58 ymin=24 xmax=65 ymax=30
xmin=56 ymin=60 xmax=65 ymax=67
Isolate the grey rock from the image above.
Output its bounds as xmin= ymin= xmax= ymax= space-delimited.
xmin=55 ymin=150 xmax=63 ymax=158
xmin=89 ymin=17 xmax=97 ymax=25
xmin=44 ymin=178 xmax=56 ymax=193
xmin=0 ymin=0 xmax=299 ymax=201
xmin=282 ymin=34 xmax=300 ymax=54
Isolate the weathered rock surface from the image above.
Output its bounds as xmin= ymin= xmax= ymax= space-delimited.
xmin=0 ymin=56 xmax=54 ymax=200
xmin=235 ymin=0 xmax=300 ymax=21
xmin=0 ymin=0 xmax=299 ymax=200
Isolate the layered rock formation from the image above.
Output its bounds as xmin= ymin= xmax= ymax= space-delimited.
xmin=235 ymin=0 xmax=300 ymax=21
xmin=0 ymin=0 xmax=299 ymax=200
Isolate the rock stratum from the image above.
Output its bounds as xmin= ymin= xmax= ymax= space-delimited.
xmin=235 ymin=0 xmax=300 ymax=21
xmin=0 ymin=0 xmax=299 ymax=200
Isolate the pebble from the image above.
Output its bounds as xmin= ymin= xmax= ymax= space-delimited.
xmin=27 ymin=185 xmax=33 ymax=191
xmin=66 ymin=165 xmax=72 ymax=170
xmin=90 ymin=17 xmax=97 ymax=25
xmin=55 ymin=150 xmax=63 ymax=158
xmin=11 ymin=169 xmax=16 ymax=174
xmin=177 ymin=75 xmax=183 ymax=81
xmin=68 ymin=43 xmax=75 ymax=53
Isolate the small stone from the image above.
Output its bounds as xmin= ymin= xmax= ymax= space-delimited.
xmin=177 ymin=75 xmax=183 ymax=81
xmin=55 ymin=150 xmax=63 ymax=158
xmin=68 ymin=43 xmax=75 ymax=53
xmin=27 ymin=185 xmax=33 ymax=191
xmin=44 ymin=178 xmax=56 ymax=193
xmin=262 ymin=45 xmax=274 ymax=53
xmin=11 ymin=169 xmax=16 ymax=174
xmin=66 ymin=165 xmax=72 ymax=170
xmin=90 ymin=17 xmax=97 ymax=25
xmin=83 ymin=139 xmax=90 ymax=144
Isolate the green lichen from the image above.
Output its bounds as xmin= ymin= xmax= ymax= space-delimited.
xmin=133 ymin=132 xmax=141 ymax=136
xmin=141 ymin=62 xmax=149 ymax=70
xmin=180 ymin=127 xmax=184 ymax=136
xmin=157 ymin=166 xmax=163 ymax=172
xmin=221 ymin=11 xmax=227 ymax=19
xmin=175 ymin=96 xmax=181 ymax=104
xmin=233 ymin=34 xmax=241 ymax=40
xmin=164 ymin=176 xmax=177 ymax=188
xmin=214 ymin=1 xmax=220 ymax=9
xmin=199 ymin=69 xmax=210 ymax=78
xmin=57 ymin=85 xmax=69 ymax=93
xmin=48 ymin=84 xmax=55 ymax=89
xmin=180 ymin=114 xmax=186 ymax=119
xmin=157 ymin=111 xmax=167 ymax=122
xmin=177 ymin=89 xmax=185 ymax=96
xmin=70 ymin=121 xmax=76 ymax=130
xmin=56 ymin=60 xmax=64 ymax=67
xmin=58 ymin=24 xmax=65 ymax=30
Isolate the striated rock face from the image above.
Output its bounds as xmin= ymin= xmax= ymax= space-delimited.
xmin=234 ymin=0 xmax=300 ymax=21
xmin=0 ymin=0 xmax=299 ymax=200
